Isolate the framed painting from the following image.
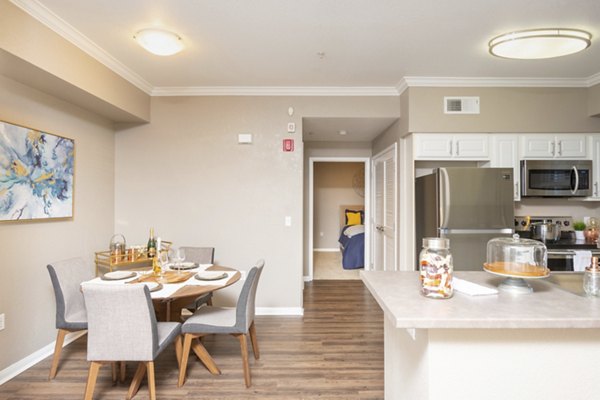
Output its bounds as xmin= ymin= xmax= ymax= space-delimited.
xmin=0 ymin=120 xmax=74 ymax=221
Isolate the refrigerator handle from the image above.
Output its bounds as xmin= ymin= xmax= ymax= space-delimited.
xmin=439 ymin=168 xmax=450 ymax=227
xmin=571 ymin=166 xmax=579 ymax=194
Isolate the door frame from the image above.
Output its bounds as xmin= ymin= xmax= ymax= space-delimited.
xmin=307 ymin=157 xmax=371 ymax=282
xmin=370 ymin=143 xmax=398 ymax=271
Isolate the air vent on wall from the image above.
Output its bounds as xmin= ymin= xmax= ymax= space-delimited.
xmin=444 ymin=96 xmax=480 ymax=114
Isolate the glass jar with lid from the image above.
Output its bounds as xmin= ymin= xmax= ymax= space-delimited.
xmin=584 ymin=217 xmax=599 ymax=243
xmin=484 ymin=234 xmax=548 ymax=278
xmin=419 ymin=238 xmax=453 ymax=299
xmin=584 ymin=257 xmax=600 ymax=296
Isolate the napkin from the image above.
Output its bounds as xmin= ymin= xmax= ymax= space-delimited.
xmin=573 ymin=250 xmax=592 ymax=272
xmin=453 ymin=277 xmax=498 ymax=296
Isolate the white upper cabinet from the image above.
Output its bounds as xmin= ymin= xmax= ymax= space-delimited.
xmin=590 ymin=135 xmax=600 ymax=199
xmin=413 ymin=134 xmax=489 ymax=160
xmin=490 ymin=134 xmax=520 ymax=201
xmin=520 ymin=134 xmax=587 ymax=159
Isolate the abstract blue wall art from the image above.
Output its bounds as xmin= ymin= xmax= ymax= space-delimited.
xmin=0 ymin=121 xmax=74 ymax=221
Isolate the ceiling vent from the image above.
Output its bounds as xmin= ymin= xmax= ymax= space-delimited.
xmin=444 ymin=96 xmax=480 ymax=114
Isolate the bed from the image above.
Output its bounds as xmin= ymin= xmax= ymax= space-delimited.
xmin=338 ymin=205 xmax=365 ymax=269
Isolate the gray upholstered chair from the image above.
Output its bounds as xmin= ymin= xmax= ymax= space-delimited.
xmin=47 ymin=258 xmax=93 ymax=380
xmin=82 ymin=284 xmax=182 ymax=400
xmin=180 ymin=246 xmax=215 ymax=310
xmin=178 ymin=260 xmax=264 ymax=388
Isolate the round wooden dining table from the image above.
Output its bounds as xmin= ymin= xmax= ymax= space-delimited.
xmin=149 ymin=265 xmax=241 ymax=321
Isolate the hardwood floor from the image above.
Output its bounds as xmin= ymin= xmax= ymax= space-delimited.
xmin=0 ymin=280 xmax=384 ymax=399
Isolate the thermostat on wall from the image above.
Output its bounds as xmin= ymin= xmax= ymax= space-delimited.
xmin=238 ymin=133 xmax=253 ymax=144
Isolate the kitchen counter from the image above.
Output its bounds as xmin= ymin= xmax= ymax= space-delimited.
xmin=361 ymin=271 xmax=600 ymax=400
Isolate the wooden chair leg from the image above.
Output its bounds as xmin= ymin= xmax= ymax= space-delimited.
xmin=111 ymin=362 xmax=118 ymax=383
xmin=175 ymin=335 xmax=183 ymax=369
xmin=127 ymin=362 xmax=147 ymax=400
xmin=206 ymin=297 xmax=213 ymax=306
xmin=84 ymin=361 xmax=101 ymax=400
xmin=249 ymin=321 xmax=260 ymax=360
xmin=192 ymin=337 xmax=221 ymax=375
xmin=147 ymin=361 xmax=156 ymax=400
xmin=178 ymin=334 xmax=193 ymax=387
xmin=49 ymin=329 xmax=68 ymax=380
xmin=234 ymin=333 xmax=251 ymax=388
xmin=120 ymin=361 xmax=127 ymax=382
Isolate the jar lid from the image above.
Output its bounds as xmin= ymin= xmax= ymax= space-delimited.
xmin=423 ymin=237 xmax=449 ymax=249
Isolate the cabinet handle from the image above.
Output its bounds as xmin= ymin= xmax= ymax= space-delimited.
xmin=558 ymin=140 xmax=562 ymax=156
xmin=456 ymin=141 xmax=460 ymax=156
xmin=515 ymin=183 xmax=519 ymax=198
xmin=595 ymin=182 xmax=598 ymax=197
xmin=449 ymin=140 xmax=453 ymax=156
xmin=551 ymin=141 xmax=556 ymax=156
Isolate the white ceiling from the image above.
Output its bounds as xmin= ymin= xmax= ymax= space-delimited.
xmin=13 ymin=0 xmax=600 ymax=140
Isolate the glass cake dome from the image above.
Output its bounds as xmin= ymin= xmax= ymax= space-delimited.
xmin=484 ymin=234 xmax=549 ymax=293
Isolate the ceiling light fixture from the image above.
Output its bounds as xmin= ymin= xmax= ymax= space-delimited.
xmin=488 ymin=28 xmax=591 ymax=59
xmin=134 ymin=28 xmax=184 ymax=56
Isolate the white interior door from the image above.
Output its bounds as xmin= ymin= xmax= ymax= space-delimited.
xmin=372 ymin=145 xmax=397 ymax=271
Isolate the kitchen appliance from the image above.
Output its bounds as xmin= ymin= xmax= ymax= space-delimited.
xmin=415 ymin=167 xmax=514 ymax=271
xmin=515 ymin=216 xmax=600 ymax=271
xmin=521 ymin=159 xmax=592 ymax=197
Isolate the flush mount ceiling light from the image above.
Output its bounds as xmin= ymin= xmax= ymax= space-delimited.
xmin=488 ymin=28 xmax=591 ymax=59
xmin=134 ymin=28 xmax=184 ymax=56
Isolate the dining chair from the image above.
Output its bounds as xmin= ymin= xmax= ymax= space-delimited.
xmin=180 ymin=246 xmax=215 ymax=310
xmin=82 ymin=284 xmax=182 ymax=400
xmin=178 ymin=259 xmax=264 ymax=388
xmin=46 ymin=257 xmax=93 ymax=380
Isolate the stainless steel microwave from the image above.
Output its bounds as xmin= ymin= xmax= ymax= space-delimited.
xmin=521 ymin=160 xmax=593 ymax=197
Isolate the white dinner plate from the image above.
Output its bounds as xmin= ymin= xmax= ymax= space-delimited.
xmin=195 ymin=271 xmax=228 ymax=281
xmin=168 ymin=262 xmax=197 ymax=270
xmin=143 ymin=282 xmax=163 ymax=292
xmin=101 ymin=271 xmax=137 ymax=281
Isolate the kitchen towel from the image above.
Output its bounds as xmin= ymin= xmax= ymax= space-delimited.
xmin=573 ymin=250 xmax=592 ymax=272
xmin=453 ymin=277 xmax=498 ymax=296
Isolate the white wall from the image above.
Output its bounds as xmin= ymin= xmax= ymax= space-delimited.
xmin=0 ymin=75 xmax=115 ymax=370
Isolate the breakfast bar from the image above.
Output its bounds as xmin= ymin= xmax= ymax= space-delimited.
xmin=361 ymin=271 xmax=600 ymax=400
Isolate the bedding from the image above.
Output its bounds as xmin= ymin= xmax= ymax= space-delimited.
xmin=338 ymin=224 xmax=365 ymax=269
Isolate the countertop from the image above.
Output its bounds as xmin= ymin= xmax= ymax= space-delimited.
xmin=360 ymin=271 xmax=600 ymax=329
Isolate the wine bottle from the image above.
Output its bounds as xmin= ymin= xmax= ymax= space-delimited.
xmin=147 ymin=228 xmax=156 ymax=258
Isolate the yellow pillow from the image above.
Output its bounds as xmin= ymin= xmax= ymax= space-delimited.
xmin=345 ymin=210 xmax=363 ymax=226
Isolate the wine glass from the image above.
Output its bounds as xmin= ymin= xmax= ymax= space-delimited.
xmin=173 ymin=247 xmax=185 ymax=273
xmin=159 ymin=251 xmax=169 ymax=276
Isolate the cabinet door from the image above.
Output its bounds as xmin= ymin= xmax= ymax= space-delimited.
xmin=413 ymin=134 xmax=453 ymax=159
xmin=520 ymin=135 xmax=554 ymax=158
xmin=555 ymin=135 xmax=587 ymax=158
xmin=454 ymin=134 xmax=489 ymax=159
xmin=490 ymin=134 xmax=520 ymax=201
xmin=593 ymin=136 xmax=600 ymax=198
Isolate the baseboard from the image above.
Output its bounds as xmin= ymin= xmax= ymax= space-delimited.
xmin=303 ymin=275 xmax=313 ymax=282
xmin=256 ymin=307 xmax=304 ymax=316
xmin=314 ymin=248 xmax=340 ymax=252
xmin=0 ymin=330 xmax=86 ymax=386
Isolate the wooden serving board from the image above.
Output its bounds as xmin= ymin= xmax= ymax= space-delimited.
xmin=128 ymin=271 xmax=194 ymax=284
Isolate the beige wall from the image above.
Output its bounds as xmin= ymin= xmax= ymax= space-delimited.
xmin=589 ymin=83 xmax=600 ymax=117
xmin=409 ymin=87 xmax=600 ymax=133
xmin=0 ymin=1 xmax=150 ymax=122
xmin=0 ymin=75 xmax=115 ymax=371
xmin=115 ymin=96 xmax=308 ymax=309
xmin=314 ymin=162 xmax=364 ymax=249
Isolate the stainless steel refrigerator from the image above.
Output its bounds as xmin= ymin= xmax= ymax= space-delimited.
xmin=415 ymin=167 xmax=514 ymax=271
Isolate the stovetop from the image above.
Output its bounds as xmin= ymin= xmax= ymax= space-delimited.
xmin=515 ymin=216 xmax=599 ymax=250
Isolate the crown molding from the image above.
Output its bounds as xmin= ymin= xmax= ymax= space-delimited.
xmin=401 ymin=76 xmax=592 ymax=88
xmin=10 ymin=0 xmax=153 ymax=95
xmin=396 ymin=79 xmax=408 ymax=96
xmin=588 ymin=72 xmax=600 ymax=87
xmin=151 ymin=86 xmax=400 ymax=96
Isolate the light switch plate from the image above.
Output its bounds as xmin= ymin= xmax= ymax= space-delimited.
xmin=238 ymin=133 xmax=253 ymax=144
xmin=0 ymin=313 xmax=5 ymax=331
xmin=285 ymin=216 xmax=292 ymax=226
xmin=287 ymin=122 xmax=296 ymax=133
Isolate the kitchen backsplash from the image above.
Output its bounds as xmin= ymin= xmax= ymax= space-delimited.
xmin=515 ymin=198 xmax=600 ymax=222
